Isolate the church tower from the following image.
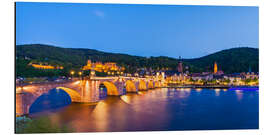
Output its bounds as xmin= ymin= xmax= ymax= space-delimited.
xmin=214 ymin=61 xmax=218 ymax=74
xmin=178 ymin=56 xmax=183 ymax=74
xmin=87 ymin=59 xmax=92 ymax=66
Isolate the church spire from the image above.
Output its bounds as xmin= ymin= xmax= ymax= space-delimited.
xmin=177 ymin=56 xmax=183 ymax=73
xmin=214 ymin=61 xmax=218 ymax=74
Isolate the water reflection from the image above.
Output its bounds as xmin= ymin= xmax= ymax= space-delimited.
xmin=30 ymin=88 xmax=259 ymax=132
xmin=215 ymin=89 xmax=221 ymax=96
xmin=120 ymin=95 xmax=132 ymax=104
xmin=178 ymin=88 xmax=191 ymax=98
xmin=91 ymin=101 xmax=109 ymax=131
xmin=196 ymin=88 xmax=202 ymax=92
xmin=235 ymin=90 xmax=243 ymax=101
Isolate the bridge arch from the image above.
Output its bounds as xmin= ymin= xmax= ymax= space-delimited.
xmin=28 ymin=87 xmax=81 ymax=114
xmin=138 ymin=80 xmax=147 ymax=90
xmin=99 ymin=83 xmax=107 ymax=99
xmin=56 ymin=87 xmax=81 ymax=102
xmin=125 ymin=80 xmax=137 ymax=92
xmin=100 ymin=81 xmax=119 ymax=96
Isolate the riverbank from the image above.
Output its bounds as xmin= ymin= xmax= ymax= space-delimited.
xmin=165 ymin=85 xmax=230 ymax=89
xmin=165 ymin=85 xmax=259 ymax=89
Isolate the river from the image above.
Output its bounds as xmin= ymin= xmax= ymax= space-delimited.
xmin=29 ymin=88 xmax=259 ymax=132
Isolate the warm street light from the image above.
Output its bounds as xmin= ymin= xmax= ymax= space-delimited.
xmin=70 ymin=71 xmax=75 ymax=75
xmin=91 ymin=70 xmax=95 ymax=76
xmin=70 ymin=71 xmax=75 ymax=80
xmin=78 ymin=71 xmax=82 ymax=80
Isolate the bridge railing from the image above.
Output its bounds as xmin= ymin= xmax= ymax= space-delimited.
xmin=16 ymin=78 xmax=81 ymax=87
xmin=16 ymin=76 xmax=153 ymax=87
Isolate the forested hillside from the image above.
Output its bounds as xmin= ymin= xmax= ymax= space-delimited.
xmin=16 ymin=44 xmax=258 ymax=77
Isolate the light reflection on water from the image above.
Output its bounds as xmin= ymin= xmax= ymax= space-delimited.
xmin=236 ymin=90 xmax=244 ymax=101
xmin=29 ymin=88 xmax=259 ymax=132
xmin=215 ymin=89 xmax=221 ymax=96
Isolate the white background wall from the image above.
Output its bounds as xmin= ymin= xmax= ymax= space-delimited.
xmin=0 ymin=0 xmax=269 ymax=134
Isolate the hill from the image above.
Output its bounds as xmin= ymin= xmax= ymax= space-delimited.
xmin=183 ymin=47 xmax=259 ymax=73
xmin=16 ymin=44 xmax=258 ymax=77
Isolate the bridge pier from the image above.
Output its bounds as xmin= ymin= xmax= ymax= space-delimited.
xmin=114 ymin=81 xmax=126 ymax=95
xmin=16 ymin=93 xmax=26 ymax=116
xmin=80 ymin=80 xmax=100 ymax=103
xmin=16 ymin=92 xmax=35 ymax=116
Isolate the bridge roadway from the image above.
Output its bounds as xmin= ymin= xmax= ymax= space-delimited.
xmin=16 ymin=76 xmax=164 ymax=116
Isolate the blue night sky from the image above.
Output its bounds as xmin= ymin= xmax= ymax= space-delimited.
xmin=16 ymin=2 xmax=258 ymax=58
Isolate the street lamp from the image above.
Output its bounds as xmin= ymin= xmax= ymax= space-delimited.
xmin=78 ymin=71 xmax=82 ymax=80
xmin=70 ymin=71 xmax=75 ymax=80
xmin=91 ymin=70 xmax=95 ymax=77
xmin=70 ymin=71 xmax=75 ymax=75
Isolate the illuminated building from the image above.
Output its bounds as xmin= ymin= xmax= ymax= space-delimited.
xmin=31 ymin=64 xmax=55 ymax=69
xmin=56 ymin=66 xmax=64 ymax=69
xmin=104 ymin=62 xmax=119 ymax=71
xmin=161 ymin=72 xmax=165 ymax=79
xmin=82 ymin=60 xmax=124 ymax=73
xmin=213 ymin=62 xmax=224 ymax=75
xmin=214 ymin=61 xmax=218 ymax=74
xmin=94 ymin=62 xmax=104 ymax=72
xmin=30 ymin=62 xmax=63 ymax=70
xmin=82 ymin=60 xmax=92 ymax=70
xmin=216 ymin=70 xmax=224 ymax=75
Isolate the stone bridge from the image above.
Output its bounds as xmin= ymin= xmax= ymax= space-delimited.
xmin=16 ymin=76 xmax=164 ymax=116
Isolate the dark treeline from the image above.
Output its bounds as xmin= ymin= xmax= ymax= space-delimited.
xmin=183 ymin=47 xmax=259 ymax=73
xmin=16 ymin=44 xmax=258 ymax=77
